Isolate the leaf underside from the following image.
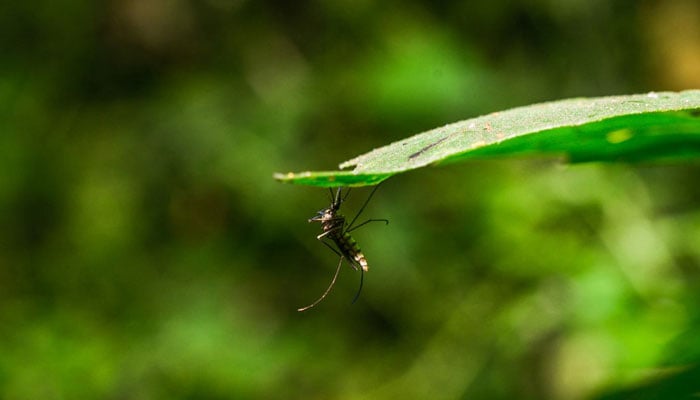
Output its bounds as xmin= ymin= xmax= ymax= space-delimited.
xmin=274 ymin=90 xmax=700 ymax=187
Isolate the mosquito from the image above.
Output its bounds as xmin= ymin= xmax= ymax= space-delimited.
xmin=298 ymin=185 xmax=388 ymax=312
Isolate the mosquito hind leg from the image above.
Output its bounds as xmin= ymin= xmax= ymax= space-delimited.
xmin=351 ymin=268 xmax=364 ymax=304
xmin=298 ymin=256 xmax=344 ymax=312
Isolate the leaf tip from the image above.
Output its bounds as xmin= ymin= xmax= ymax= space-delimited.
xmin=273 ymin=171 xmax=308 ymax=182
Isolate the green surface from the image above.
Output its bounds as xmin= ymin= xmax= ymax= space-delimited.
xmin=3 ymin=1 xmax=700 ymax=399
xmin=275 ymin=91 xmax=700 ymax=187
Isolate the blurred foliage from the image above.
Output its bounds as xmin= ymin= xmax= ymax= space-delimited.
xmin=1 ymin=0 xmax=700 ymax=399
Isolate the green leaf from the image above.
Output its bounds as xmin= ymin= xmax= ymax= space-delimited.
xmin=274 ymin=90 xmax=700 ymax=187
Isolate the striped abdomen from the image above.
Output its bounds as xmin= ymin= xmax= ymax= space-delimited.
xmin=331 ymin=231 xmax=369 ymax=271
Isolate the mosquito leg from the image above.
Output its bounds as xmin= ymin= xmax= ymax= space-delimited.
xmin=351 ymin=268 xmax=364 ymax=304
xmin=342 ymin=187 xmax=351 ymax=202
xmin=319 ymin=238 xmax=342 ymax=257
xmin=298 ymin=256 xmax=345 ymax=312
xmin=346 ymin=184 xmax=382 ymax=231
xmin=334 ymin=187 xmax=344 ymax=207
xmin=316 ymin=226 xmax=342 ymax=240
xmin=323 ymin=239 xmax=362 ymax=272
xmin=347 ymin=218 xmax=389 ymax=232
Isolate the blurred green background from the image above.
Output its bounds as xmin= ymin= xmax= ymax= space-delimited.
xmin=2 ymin=1 xmax=700 ymax=399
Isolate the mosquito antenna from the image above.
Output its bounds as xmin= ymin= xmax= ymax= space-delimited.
xmin=298 ymin=256 xmax=344 ymax=312
xmin=347 ymin=184 xmax=381 ymax=231
xmin=351 ymin=268 xmax=364 ymax=304
xmin=327 ymin=188 xmax=334 ymax=203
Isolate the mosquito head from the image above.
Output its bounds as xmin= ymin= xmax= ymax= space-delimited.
xmin=308 ymin=207 xmax=334 ymax=223
xmin=309 ymin=187 xmax=346 ymax=223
